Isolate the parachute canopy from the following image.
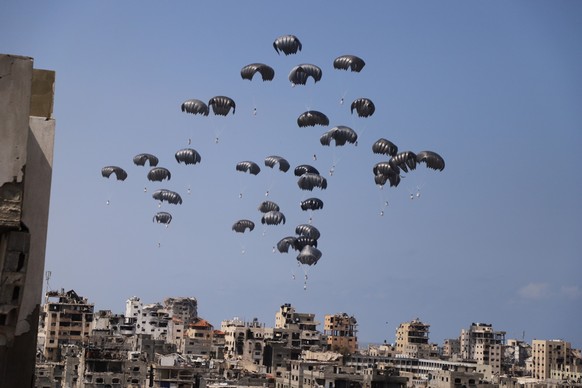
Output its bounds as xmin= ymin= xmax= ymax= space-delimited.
xmin=181 ymin=99 xmax=209 ymax=116
xmin=333 ymin=55 xmax=366 ymax=72
xmin=297 ymin=173 xmax=327 ymax=191
xmin=320 ymin=126 xmax=358 ymax=147
xmin=277 ymin=236 xmax=297 ymax=253
xmin=133 ymin=153 xmax=159 ymax=167
xmin=261 ymin=210 xmax=286 ymax=226
xmin=297 ymin=110 xmax=329 ymax=128
xmin=294 ymin=164 xmax=320 ymax=177
xmin=152 ymin=189 xmax=183 ymax=205
xmin=273 ymin=35 xmax=302 ymax=55
xmin=153 ymin=211 xmax=172 ymax=225
xmin=288 ymin=64 xmax=322 ymax=86
xmin=175 ymin=148 xmax=202 ymax=165
xmin=241 ymin=63 xmax=275 ymax=81
xmin=416 ymin=151 xmax=445 ymax=171
xmin=300 ymin=197 xmax=324 ymax=211
xmin=208 ymin=96 xmax=236 ymax=116
xmin=351 ymin=98 xmax=375 ymax=118
xmin=147 ymin=167 xmax=171 ymax=182
xmin=258 ymin=200 xmax=280 ymax=213
xmin=232 ymin=219 xmax=255 ymax=233
xmin=389 ymin=151 xmax=417 ymax=173
xmin=295 ymin=224 xmax=321 ymax=240
xmin=372 ymin=138 xmax=398 ymax=157
xmin=264 ymin=155 xmax=290 ymax=173
xmin=236 ymin=161 xmax=261 ymax=175
xmin=102 ymin=166 xmax=127 ymax=181
xmin=297 ymin=245 xmax=322 ymax=266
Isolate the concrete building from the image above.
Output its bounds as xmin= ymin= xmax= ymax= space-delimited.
xmin=126 ymin=297 xmax=170 ymax=340
xmin=0 ymin=53 xmax=56 ymax=386
xmin=39 ymin=289 xmax=94 ymax=362
xmin=395 ymin=319 xmax=431 ymax=359
xmin=530 ymin=339 xmax=582 ymax=382
xmin=324 ymin=313 xmax=358 ymax=354
xmin=460 ymin=323 xmax=505 ymax=375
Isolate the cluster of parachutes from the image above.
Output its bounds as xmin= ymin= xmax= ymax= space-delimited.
xmin=101 ymin=33 xmax=445 ymax=287
xmin=101 ymin=148 xmax=203 ymax=229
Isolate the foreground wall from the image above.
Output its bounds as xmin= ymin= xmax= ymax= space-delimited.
xmin=0 ymin=54 xmax=55 ymax=387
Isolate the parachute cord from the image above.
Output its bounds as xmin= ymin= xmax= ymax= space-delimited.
xmin=378 ymin=187 xmax=389 ymax=216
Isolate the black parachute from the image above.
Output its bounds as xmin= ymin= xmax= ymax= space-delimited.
xmin=236 ymin=161 xmax=261 ymax=175
xmin=147 ymin=167 xmax=171 ymax=182
xmin=232 ymin=219 xmax=255 ymax=233
xmin=181 ymin=99 xmax=209 ymax=116
xmin=372 ymin=138 xmax=398 ymax=157
xmin=300 ymin=198 xmax=324 ymax=211
xmin=297 ymin=245 xmax=322 ymax=266
xmin=389 ymin=151 xmax=417 ymax=173
xmin=258 ymin=200 xmax=280 ymax=213
xmin=175 ymin=148 xmax=202 ymax=165
xmin=133 ymin=153 xmax=159 ymax=167
xmin=101 ymin=166 xmax=127 ymax=181
xmin=276 ymin=236 xmax=298 ymax=253
xmin=264 ymin=155 xmax=290 ymax=173
xmin=294 ymin=236 xmax=318 ymax=250
xmin=208 ymin=96 xmax=236 ymax=116
xmin=351 ymin=98 xmax=375 ymax=118
xmin=295 ymin=224 xmax=321 ymax=240
xmin=297 ymin=173 xmax=327 ymax=191
xmin=333 ymin=55 xmax=366 ymax=72
xmin=153 ymin=212 xmax=172 ymax=225
xmin=416 ymin=151 xmax=445 ymax=171
xmin=320 ymin=126 xmax=358 ymax=146
xmin=288 ymin=64 xmax=322 ymax=86
xmin=297 ymin=111 xmax=329 ymax=127
xmin=294 ymin=164 xmax=320 ymax=177
xmin=273 ymin=35 xmax=302 ymax=55
xmin=152 ymin=189 xmax=182 ymax=205
xmin=261 ymin=210 xmax=286 ymax=226
xmin=241 ymin=63 xmax=275 ymax=81
xmin=373 ymin=162 xmax=401 ymax=188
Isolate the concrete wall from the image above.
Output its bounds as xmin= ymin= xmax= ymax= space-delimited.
xmin=0 ymin=54 xmax=55 ymax=387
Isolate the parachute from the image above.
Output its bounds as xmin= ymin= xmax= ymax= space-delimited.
xmin=333 ymin=55 xmax=366 ymax=72
xmin=208 ymin=96 xmax=236 ymax=116
xmin=258 ymin=200 xmax=280 ymax=213
xmin=351 ymin=98 xmax=375 ymax=118
xmin=297 ymin=173 xmax=327 ymax=191
xmin=373 ymin=162 xmax=401 ymax=188
xmin=147 ymin=167 xmax=171 ymax=182
xmin=152 ymin=189 xmax=183 ymax=205
xmin=175 ymin=148 xmax=201 ymax=165
xmin=232 ymin=219 xmax=255 ymax=233
xmin=320 ymin=126 xmax=358 ymax=146
xmin=288 ymin=64 xmax=322 ymax=86
xmin=101 ymin=166 xmax=127 ymax=181
xmin=416 ymin=151 xmax=445 ymax=171
xmin=133 ymin=153 xmax=159 ymax=167
xmin=294 ymin=164 xmax=320 ymax=177
xmin=296 ymin=245 xmax=322 ymax=266
xmin=236 ymin=161 xmax=261 ymax=175
xmin=276 ymin=236 xmax=297 ymax=253
xmin=261 ymin=210 xmax=286 ymax=226
xmin=295 ymin=224 xmax=321 ymax=240
xmin=297 ymin=111 xmax=329 ymax=127
xmin=153 ymin=211 xmax=172 ymax=225
xmin=181 ymin=99 xmax=209 ymax=116
xmin=273 ymin=34 xmax=302 ymax=55
xmin=372 ymin=138 xmax=398 ymax=157
xmin=389 ymin=151 xmax=417 ymax=173
xmin=294 ymin=235 xmax=318 ymax=250
xmin=300 ymin=198 xmax=324 ymax=211
xmin=241 ymin=63 xmax=275 ymax=81
xmin=264 ymin=155 xmax=290 ymax=173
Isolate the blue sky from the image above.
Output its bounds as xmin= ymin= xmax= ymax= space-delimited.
xmin=3 ymin=1 xmax=581 ymax=348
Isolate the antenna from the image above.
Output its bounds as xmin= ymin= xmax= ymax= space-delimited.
xmin=44 ymin=271 xmax=52 ymax=303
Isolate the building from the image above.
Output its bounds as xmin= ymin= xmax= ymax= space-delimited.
xmin=39 ymin=289 xmax=94 ymax=361
xmin=324 ymin=312 xmax=358 ymax=354
xmin=0 ymin=53 xmax=56 ymax=386
xmin=460 ymin=323 xmax=505 ymax=375
xmin=530 ymin=339 xmax=582 ymax=382
xmin=395 ymin=318 xmax=431 ymax=359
